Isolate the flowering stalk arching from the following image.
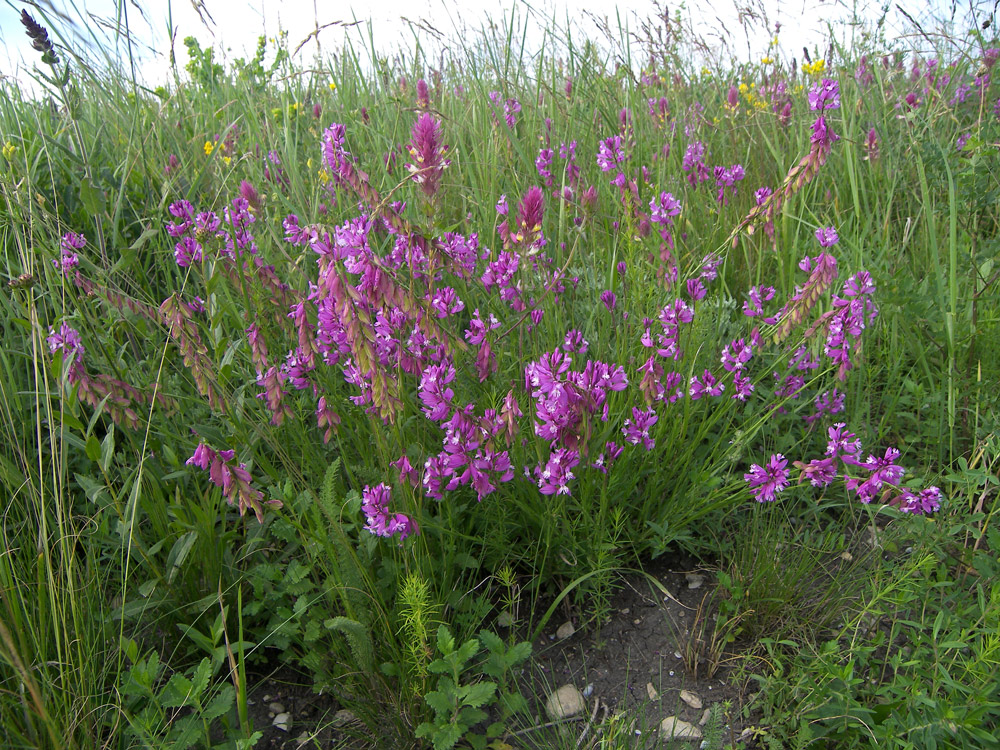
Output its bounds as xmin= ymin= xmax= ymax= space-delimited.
xmin=187 ymin=443 xmax=281 ymax=523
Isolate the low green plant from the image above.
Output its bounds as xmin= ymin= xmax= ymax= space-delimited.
xmin=415 ymin=625 xmax=531 ymax=750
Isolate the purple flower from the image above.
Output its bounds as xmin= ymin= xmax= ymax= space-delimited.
xmin=743 ymin=285 xmax=776 ymax=317
xmin=54 ymin=231 xmax=84 ymax=276
xmin=562 ymin=329 xmax=589 ymax=354
xmin=650 ymin=192 xmax=682 ymax=225
xmin=721 ymin=338 xmax=753 ymax=372
xmin=826 ymin=423 xmax=862 ymax=464
xmin=405 ymin=113 xmax=451 ymax=198
xmin=418 ymin=360 xmax=456 ymax=421
xmin=794 ymin=456 xmax=838 ymax=487
xmin=808 ymin=78 xmax=841 ymax=111
xmin=689 ymin=369 xmax=724 ymax=399
xmin=815 ymin=226 xmax=839 ymax=247
xmin=622 ymin=406 xmax=658 ymax=450
xmin=597 ymin=135 xmax=625 ymax=172
xmin=731 ymin=374 xmax=754 ymax=401
xmin=361 ymin=483 xmax=417 ymax=540
xmin=895 ymin=486 xmax=942 ymax=514
xmin=744 ymin=454 xmax=790 ymax=502
xmin=536 ymin=147 xmax=554 ymax=186
xmin=535 ymin=448 xmax=580 ymax=495
xmin=600 ymin=290 xmax=617 ymax=311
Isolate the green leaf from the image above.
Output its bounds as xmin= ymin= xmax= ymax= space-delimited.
xmin=159 ymin=672 xmax=194 ymax=708
xmin=165 ymin=531 xmax=197 ymax=584
xmin=436 ymin=624 xmax=455 ymax=655
xmin=462 ymin=681 xmax=497 ymax=709
xmin=85 ymin=435 xmax=101 ymax=462
xmin=425 ymin=689 xmax=453 ymax=716
xmin=432 ymin=723 xmax=463 ymax=750
xmin=202 ymin=684 xmax=235 ymax=720
xmin=79 ymin=177 xmax=106 ymax=215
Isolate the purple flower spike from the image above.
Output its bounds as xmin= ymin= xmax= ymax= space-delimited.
xmin=744 ymin=454 xmax=790 ymax=502
xmin=405 ymin=112 xmax=451 ymax=198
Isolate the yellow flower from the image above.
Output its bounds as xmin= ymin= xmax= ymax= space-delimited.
xmin=306 ymin=158 xmax=313 ymax=169
xmin=318 ymin=168 xmax=330 ymax=184
xmin=222 ymin=156 xmax=231 ymax=165
xmin=701 ymin=66 xmax=712 ymax=77
xmin=2 ymin=141 xmax=16 ymax=160
xmin=761 ymin=56 xmax=773 ymax=65
xmin=203 ymin=140 xmax=214 ymax=156
xmin=328 ymin=82 xmax=337 ymax=92
xmin=802 ymin=59 xmax=826 ymax=76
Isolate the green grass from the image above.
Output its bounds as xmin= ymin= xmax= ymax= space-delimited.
xmin=1 ymin=2 xmax=998 ymax=748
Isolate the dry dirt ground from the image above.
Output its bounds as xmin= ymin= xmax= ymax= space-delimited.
xmin=242 ymin=552 xmax=756 ymax=749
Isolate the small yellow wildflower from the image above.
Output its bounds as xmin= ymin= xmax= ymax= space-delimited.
xmin=761 ymin=56 xmax=773 ymax=65
xmin=2 ymin=141 xmax=16 ymax=160
xmin=802 ymin=59 xmax=826 ymax=76
xmin=203 ymin=140 xmax=214 ymax=156
xmin=701 ymin=66 xmax=712 ymax=77
xmin=222 ymin=156 xmax=231 ymax=165
xmin=306 ymin=158 xmax=313 ymax=169
xmin=329 ymin=82 xmax=337 ymax=92
xmin=318 ymin=168 xmax=330 ymax=184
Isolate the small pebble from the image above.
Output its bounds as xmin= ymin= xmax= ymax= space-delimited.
xmin=674 ymin=650 xmax=682 ymax=659
xmin=633 ymin=618 xmax=641 ymax=625
xmin=685 ymin=572 xmax=705 ymax=589
xmin=699 ymin=708 xmax=712 ymax=726
xmin=268 ymin=702 xmax=285 ymax=715
xmin=556 ymin=620 xmax=575 ymax=639
xmin=582 ymin=683 xmax=594 ymax=698
xmin=680 ymin=689 xmax=702 ymax=709
xmin=272 ymin=712 xmax=290 ymax=732
xmin=621 ymin=607 xmax=630 ymax=615
xmin=646 ymin=682 xmax=660 ymax=700
xmin=669 ymin=670 xmax=674 ymax=676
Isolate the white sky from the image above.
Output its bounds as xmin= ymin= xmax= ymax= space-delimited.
xmin=0 ymin=0 xmax=986 ymax=91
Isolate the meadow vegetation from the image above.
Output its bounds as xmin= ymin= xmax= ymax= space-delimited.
xmin=1 ymin=2 xmax=999 ymax=747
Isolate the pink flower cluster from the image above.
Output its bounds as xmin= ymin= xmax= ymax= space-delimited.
xmin=187 ymin=442 xmax=280 ymax=523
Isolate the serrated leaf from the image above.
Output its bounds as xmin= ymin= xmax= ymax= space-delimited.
xmin=456 ymin=638 xmax=480 ymax=665
xmin=436 ymin=624 xmax=455 ymax=655
xmin=159 ymin=672 xmax=194 ymax=708
xmin=202 ymin=684 xmax=235 ymax=720
xmin=425 ymin=689 xmax=453 ymax=716
xmin=505 ymin=641 xmax=532 ymax=665
xmin=432 ymin=722 xmax=463 ymax=750
xmin=478 ymin=630 xmax=503 ymax=654
xmin=461 ymin=681 xmax=496 ymax=709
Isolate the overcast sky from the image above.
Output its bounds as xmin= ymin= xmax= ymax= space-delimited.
xmin=0 ymin=0 xmax=987 ymax=90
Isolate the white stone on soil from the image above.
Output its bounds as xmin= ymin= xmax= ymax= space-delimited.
xmin=545 ymin=685 xmax=586 ymax=719
xmin=659 ymin=716 xmax=702 ymax=740
xmin=680 ymin=689 xmax=703 ymax=709
xmin=556 ymin=620 xmax=576 ymax=639
xmin=272 ymin=712 xmax=290 ymax=732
